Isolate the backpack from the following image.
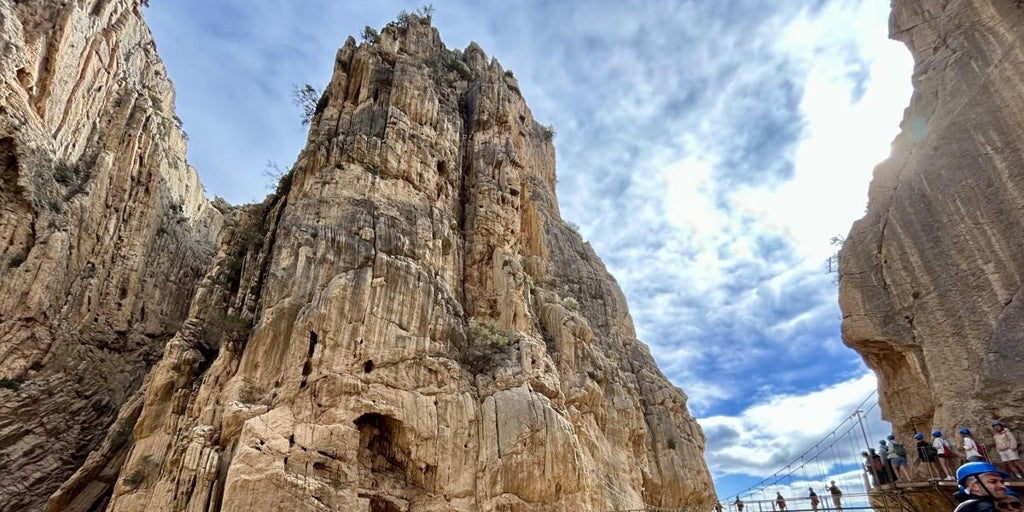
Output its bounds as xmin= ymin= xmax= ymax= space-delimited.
xmin=977 ymin=442 xmax=988 ymax=460
xmin=941 ymin=439 xmax=953 ymax=457
xmin=919 ymin=443 xmax=938 ymax=462
xmin=892 ymin=442 xmax=907 ymax=457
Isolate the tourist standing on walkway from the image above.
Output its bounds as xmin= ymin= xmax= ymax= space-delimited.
xmin=887 ymin=434 xmax=913 ymax=482
xmin=776 ymin=492 xmax=786 ymax=511
xmin=809 ymin=488 xmax=820 ymax=512
xmin=878 ymin=439 xmax=896 ymax=482
xmin=935 ymin=430 xmax=956 ymax=479
xmin=992 ymin=421 xmax=1024 ymax=479
xmin=953 ymin=461 xmax=1010 ymax=512
xmin=962 ymin=428 xmax=986 ymax=462
xmin=715 ymin=501 xmax=724 ymax=512
xmin=917 ymin=432 xmax=941 ymax=478
xmin=827 ymin=481 xmax=843 ymax=511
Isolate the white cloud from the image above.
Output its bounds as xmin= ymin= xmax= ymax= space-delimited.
xmin=145 ymin=3 xmax=913 ymax=478
xmin=700 ymin=372 xmax=897 ymax=501
xmin=730 ymin=1 xmax=913 ymax=263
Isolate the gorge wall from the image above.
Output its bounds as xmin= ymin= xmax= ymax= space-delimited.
xmin=839 ymin=0 xmax=1024 ymax=473
xmin=0 ymin=0 xmax=222 ymax=510
xmin=0 ymin=2 xmax=714 ymax=511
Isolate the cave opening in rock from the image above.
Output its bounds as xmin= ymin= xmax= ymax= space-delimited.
xmin=354 ymin=412 xmax=408 ymax=475
xmin=368 ymin=496 xmax=403 ymax=512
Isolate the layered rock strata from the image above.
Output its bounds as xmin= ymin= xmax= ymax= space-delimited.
xmin=840 ymin=0 xmax=1024 ymax=474
xmin=0 ymin=5 xmax=714 ymax=512
xmin=0 ymin=1 xmax=222 ymax=510
xmin=89 ymin=16 xmax=713 ymax=512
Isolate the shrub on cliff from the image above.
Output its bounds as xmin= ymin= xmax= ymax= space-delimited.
xmin=459 ymin=320 xmax=512 ymax=375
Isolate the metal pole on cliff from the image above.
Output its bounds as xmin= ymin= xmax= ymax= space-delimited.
xmin=854 ymin=410 xmax=874 ymax=494
xmin=854 ymin=410 xmax=871 ymax=451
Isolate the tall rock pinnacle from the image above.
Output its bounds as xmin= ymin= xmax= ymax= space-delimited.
xmin=0 ymin=4 xmax=714 ymax=512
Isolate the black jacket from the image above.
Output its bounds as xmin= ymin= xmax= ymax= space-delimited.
xmin=953 ymin=494 xmax=998 ymax=512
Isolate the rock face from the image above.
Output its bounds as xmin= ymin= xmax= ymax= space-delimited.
xmin=839 ymin=0 xmax=1024 ymax=472
xmin=0 ymin=5 xmax=713 ymax=512
xmin=0 ymin=0 xmax=222 ymax=510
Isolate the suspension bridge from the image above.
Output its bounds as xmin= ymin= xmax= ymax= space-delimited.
xmin=600 ymin=391 xmax=1020 ymax=512
xmin=710 ymin=391 xmax=1018 ymax=512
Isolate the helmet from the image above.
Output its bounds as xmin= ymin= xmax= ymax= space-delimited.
xmin=915 ymin=433 xmax=924 ymax=440
xmin=993 ymin=421 xmax=1005 ymax=428
xmin=960 ymin=428 xmax=971 ymax=435
xmin=887 ymin=434 xmax=896 ymax=440
xmin=933 ymin=430 xmax=942 ymax=437
xmin=956 ymin=461 xmax=1010 ymax=491
xmin=879 ymin=440 xmax=887 ymax=445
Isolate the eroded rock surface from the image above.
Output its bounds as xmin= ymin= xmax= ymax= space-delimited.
xmin=840 ymin=0 xmax=1024 ymax=474
xmin=0 ymin=1 xmax=221 ymax=510
xmin=92 ymin=16 xmax=713 ymax=512
xmin=0 ymin=5 xmax=712 ymax=512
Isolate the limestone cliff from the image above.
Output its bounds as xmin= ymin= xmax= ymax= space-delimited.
xmin=0 ymin=0 xmax=222 ymax=510
xmin=839 ymin=0 xmax=1024 ymax=471
xmin=0 ymin=6 xmax=713 ymax=512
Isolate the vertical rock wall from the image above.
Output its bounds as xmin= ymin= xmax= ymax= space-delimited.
xmin=839 ymin=0 xmax=1024 ymax=469
xmin=0 ymin=1 xmax=222 ymax=510
xmin=79 ymin=15 xmax=715 ymax=512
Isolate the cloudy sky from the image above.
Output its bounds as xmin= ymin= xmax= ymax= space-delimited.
xmin=143 ymin=0 xmax=913 ymax=504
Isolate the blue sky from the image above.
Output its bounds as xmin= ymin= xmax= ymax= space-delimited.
xmin=144 ymin=0 xmax=913 ymax=503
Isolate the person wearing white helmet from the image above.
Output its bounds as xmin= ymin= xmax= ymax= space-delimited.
xmin=992 ymin=421 xmax=1024 ymax=479
xmin=953 ymin=461 xmax=1010 ymax=512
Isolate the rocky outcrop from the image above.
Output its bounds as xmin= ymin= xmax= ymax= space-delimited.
xmin=839 ymin=0 xmax=1024 ymax=472
xmin=42 ymin=13 xmax=716 ymax=512
xmin=0 ymin=0 xmax=222 ymax=510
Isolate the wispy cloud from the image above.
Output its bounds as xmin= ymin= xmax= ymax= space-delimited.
xmin=701 ymin=373 xmax=894 ymax=501
xmin=144 ymin=0 xmax=912 ymax=501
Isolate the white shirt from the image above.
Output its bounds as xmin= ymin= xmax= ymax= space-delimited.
xmin=964 ymin=437 xmax=981 ymax=458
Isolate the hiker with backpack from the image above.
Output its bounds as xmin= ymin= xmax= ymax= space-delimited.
xmin=917 ymin=432 xmax=943 ymax=479
xmin=962 ymin=428 xmax=988 ymax=462
xmin=935 ymin=430 xmax=957 ymax=479
xmin=887 ymin=434 xmax=913 ymax=481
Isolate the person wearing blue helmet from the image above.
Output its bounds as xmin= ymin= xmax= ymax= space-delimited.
xmin=917 ymin=432 xmax=941 ymax=478
xmin=961 ymin=428 xmax=987 ymax=463
xmin=992 ymin=421 xmax=1024 ymax=479
xmin=887 ymin=434 xmax=912 ymax=481
xmin=953 ymin=461 xmax=1010 ymax=512
xmin=934 ymin=430 xmax=956 ymax=479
